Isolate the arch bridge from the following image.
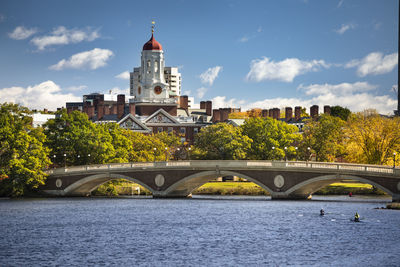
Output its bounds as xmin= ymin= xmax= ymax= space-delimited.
xmin=41 ymin=160 xmax=400 ymax=202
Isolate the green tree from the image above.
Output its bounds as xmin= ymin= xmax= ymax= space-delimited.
xmin=344 ymin=110 xmax=400 ymax=165
xmin=330 ymin=106 xmax=351 ymax=121
xmin=193 ymin=123 xmax=252 ymax=160
xmin=241 ymin=117 xmax=301 ymax=160
xmin=300 ymin=114 xmax=345 ymax=162
xmin=44 ymin=109 xmax=115 ymax=166
xmin=0 ymin=103 xmax=50 ymax=197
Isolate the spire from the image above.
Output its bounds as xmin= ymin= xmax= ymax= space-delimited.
xmin=151 ymin=20 xmax=155 ymax=34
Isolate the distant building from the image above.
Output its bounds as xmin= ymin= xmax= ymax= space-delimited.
xmin=66 ymin=25 xmax=212 ymax=144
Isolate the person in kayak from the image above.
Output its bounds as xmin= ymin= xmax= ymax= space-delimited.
xmin=354 ymin=212 xmax=360 ymax=222
xmin=320 ymin=209 xmax=325 ymax=216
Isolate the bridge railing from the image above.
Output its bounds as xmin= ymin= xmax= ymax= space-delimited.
xmin=46 ymin=160 xmax=398 ymax=176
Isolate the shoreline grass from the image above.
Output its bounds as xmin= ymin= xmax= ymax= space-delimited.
xmin=105 ymin=181 xmax=387 ymax=197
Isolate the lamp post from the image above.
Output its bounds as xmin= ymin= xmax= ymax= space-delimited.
xmin=164 ymin=147 xmax=168 ymax=161
xmin=63 ymin=153 xmax=67 ymax=168
xmin=295 ymin=147 xmax=298 ymax=161
xmin=284 ymin=147 xmax=288 ymax=161
xmin=272 ymin=146 xmax=275 ymax=160
xmin=176 ymin=148 xmax=180 ymax=160
xmin=188 ymin=147 xmax=191 ymax=161
xmin=87 ymin=153 xmax=91 ymax=165
xmin=153 ymin=148 xmax=157 ymax=162
xmin=53 ymin=155 xmax=56 ymax=168
xmin=307 ymin=147 xmax=311 ymax=162
xmin=394 ymin=152 xmax=397 ymax=168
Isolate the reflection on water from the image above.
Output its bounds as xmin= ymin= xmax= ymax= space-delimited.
xmin=0 ymin=196 xmax=399 ymax=266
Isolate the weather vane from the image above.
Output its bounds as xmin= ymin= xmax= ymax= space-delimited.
xmin=151 ymin=20 xmax=155 ymax=34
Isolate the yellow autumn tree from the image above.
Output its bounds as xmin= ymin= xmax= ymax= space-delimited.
xmin=344 ymin=110 xmax=400 ymax=165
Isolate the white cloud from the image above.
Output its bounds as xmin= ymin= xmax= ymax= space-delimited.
xmin=0 ymin=81 xmax=81 ymax=110
xmin=66 ymin=85 xmax=87 ymax=91
xmin=0 ymin=14 xmax=5 ymax=23
xmin=197 ymin=87 xmax=208 ymax=98
xmin=335 ymin=23 xmax=355 ymax=34
xmin=8 ymin=26 xmax=38 ymax=40
xmin=199 ymin=66 xmax=223 ymax=85
xmin=211 ymin=81 xmax=396 ymax=115
xmin=115 ymin=71 xmax=130 ymax=80
xmin=337 ymin=0 xmax=344 ymax=8
xmin=31 ymin=26 xmax=100 ymax=50
xmin=50 ymin=48 xmax=114 ymax=71
xmin=183 ymin=90 xmax=191 ymax=96
xmin=345 ymin=52 xmax=398 ymax=77
xmin=298 ymin=82 xmax=376 ymax=96
xmin=239 ymin=36 xmax=249 ymax=43
xmin=107 ymin=87 xmax=129 ymax=95
xmin=246 ymin=57 xmax=329 ymax=83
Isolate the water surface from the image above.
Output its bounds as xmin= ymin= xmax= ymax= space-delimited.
xmin=0 ymin=196 xmax=399 ymax=266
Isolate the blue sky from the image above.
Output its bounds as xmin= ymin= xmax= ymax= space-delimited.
xmin=0 ymin=0 xmax=398 ymax=114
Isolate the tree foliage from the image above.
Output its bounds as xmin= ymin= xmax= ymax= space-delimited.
xmin=299 ymin=115 xmax=345 ymax=162
xmin=241 ymin=117 xmax=301 ymax=160
xmin=331 ymin=106 xmax=351 ymax=121
xmin=344 ymin=111 xmax=400 ymax=165
xmin=193 ymin=123 xmax=252 ymax=160
xmin=0 ymin=103 xmax=50 ymax=197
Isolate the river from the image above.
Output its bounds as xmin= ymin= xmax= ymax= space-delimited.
xmin=0 ymin=195 xmax=399 ymax=266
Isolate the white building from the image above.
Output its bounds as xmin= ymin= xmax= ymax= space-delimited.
xmin=130 ymin=28 xmax=181 ymax=103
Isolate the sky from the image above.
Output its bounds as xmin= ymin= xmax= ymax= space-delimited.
xmin=0 ymin=0 xmax=398 ymax=114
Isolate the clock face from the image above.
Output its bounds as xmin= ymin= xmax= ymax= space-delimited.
xmin=154 ymin=86 xmax=162 ymax=95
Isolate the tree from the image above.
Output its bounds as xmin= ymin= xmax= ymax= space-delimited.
xmin=0 ymin=103 xmax=50 ymax=197
xmin=241 ymin=117 xmax=301 ymax=160
xmin=330 ymin=106 xmax=351 ymax=121
xmin=299 ymin=114 xmax=345 ymax=162
xmin=44 ymin=109 xmax=116 ymax=166
xmin=344 ymin=111 xmax=400 ymax=165
xmin=193 ymin=123 xmax=252 ymax=160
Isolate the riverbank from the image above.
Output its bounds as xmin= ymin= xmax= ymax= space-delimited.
xmin=98 ymin=181 xmax=386 ymax=197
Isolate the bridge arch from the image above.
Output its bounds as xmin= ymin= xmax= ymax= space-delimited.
xmin=286 ymin=174 xmax=394 ymax=198
xmin=159 ymin=170 xmax=274 ymax=198
xmin=63 ymin=173 xmax=155 ymax=196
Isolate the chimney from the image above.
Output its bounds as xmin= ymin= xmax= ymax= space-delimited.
xmin=269 ymin=109 xmax=273 ymax=117
xmin=87 ymin=106 xmax=95 ymax=119
xmin=179 ymin=95 xmax=189 ymax=110
xmin=129 ymin=102 xmax=136 ymax=116
xmin=262 ymin=109 xmax=268 ymax=117
xmin=220 ymin=108 xmax=229 ymax=121
xmin=310 ymin=105 xmax=319 ymax=119
xmin=324 ymin=105 xmax=331 ymax=115
xmin=200 ymin=101 xmax=206 ymax=109
xmin=295 ymin=106 xmax=301 ymax=121
xmin=97 ymin=104 xmax=104 ymax=120
xmin=205 ymin=101 xmax=212 ymax=116
xmin=272 ymin=108 xmax=280 ymax=120
xmin=212 ymin=109 xmax=221 ymax=123
xmin=285 ymin=107 xmax=293 ymax=122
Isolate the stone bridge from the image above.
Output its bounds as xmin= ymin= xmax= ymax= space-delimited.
xmin=41 ymin=160 xmax=400 ymax=202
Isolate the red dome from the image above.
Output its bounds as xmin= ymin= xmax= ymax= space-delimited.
xmin=143 ymin=34 xmax=163 ymax=51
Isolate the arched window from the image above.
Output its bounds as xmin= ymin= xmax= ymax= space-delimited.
xmin=147 ymin=60 xmax=151 ymax=73
xmin=155 ymin=61 xmax=159 ymax=73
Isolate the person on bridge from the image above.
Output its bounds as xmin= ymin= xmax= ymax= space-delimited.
xmin=349 ymin=192 xmax=353 ymax=197
xmin=354 ymin=212 xmax=360 ymax=222
xmin=320 ymin=209 xmax=325 ymax=216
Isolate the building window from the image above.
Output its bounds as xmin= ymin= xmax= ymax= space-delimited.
xmin=194 ymin=128 xmax=198 ymax=134
xmin=168 ymin=127 xmax=173 ymax=134
xmin=158 ymin=127 xmax=163 ymax=133
xmin=180 ymin=127 xmax=186 ymax=134
xmin=155 ymin=61 xmax=159 ymax=72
